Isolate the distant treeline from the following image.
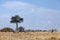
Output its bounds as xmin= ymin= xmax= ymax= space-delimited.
xmin=0 ymin=27 xmax=57 ymax=32
xmin=25 ymin=29 xmax=57 ymax=32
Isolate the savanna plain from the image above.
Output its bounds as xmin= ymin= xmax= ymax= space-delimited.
xmin=0 ymin=31 xmax=60 ymax=40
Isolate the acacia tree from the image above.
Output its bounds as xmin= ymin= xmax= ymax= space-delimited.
xmin=10 ymin=15 xmax=23 ymax=32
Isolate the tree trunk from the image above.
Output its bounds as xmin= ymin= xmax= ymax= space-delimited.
xmin=15 ymin=23 xmax=18 ymax=32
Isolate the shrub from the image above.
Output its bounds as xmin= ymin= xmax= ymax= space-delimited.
xmin=18 ymin=26 xmax=24 ymax=32
xmin=0 ymin=27 xmax=14 ymax=32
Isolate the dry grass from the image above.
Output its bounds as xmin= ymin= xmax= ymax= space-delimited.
xmin=0 ymin=31 xmax=60 ymax=40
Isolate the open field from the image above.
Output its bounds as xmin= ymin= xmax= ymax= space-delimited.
xmin=0 ymin=31 xmax=60 ymax=40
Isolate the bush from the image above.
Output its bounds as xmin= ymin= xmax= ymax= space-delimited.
xmin=0 ymin=27 xmax=14 ymax=32
xmin=18 ymin=26 xmax=24 ymax=32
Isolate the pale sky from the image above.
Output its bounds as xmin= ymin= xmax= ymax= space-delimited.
xmin=0 ymin=0 xmax=60 ymax=30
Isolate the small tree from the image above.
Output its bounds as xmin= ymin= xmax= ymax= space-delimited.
xmin=51 ymin=29 xmax=54 ymax=33
xmin=18 ymin=26 xmax=24 ymax=32
xmin=10 ymin=15 xmax=23 ymax=32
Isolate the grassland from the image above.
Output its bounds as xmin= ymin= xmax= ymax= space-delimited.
xmin=0 ymin=31 xmax=60 ymax=40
